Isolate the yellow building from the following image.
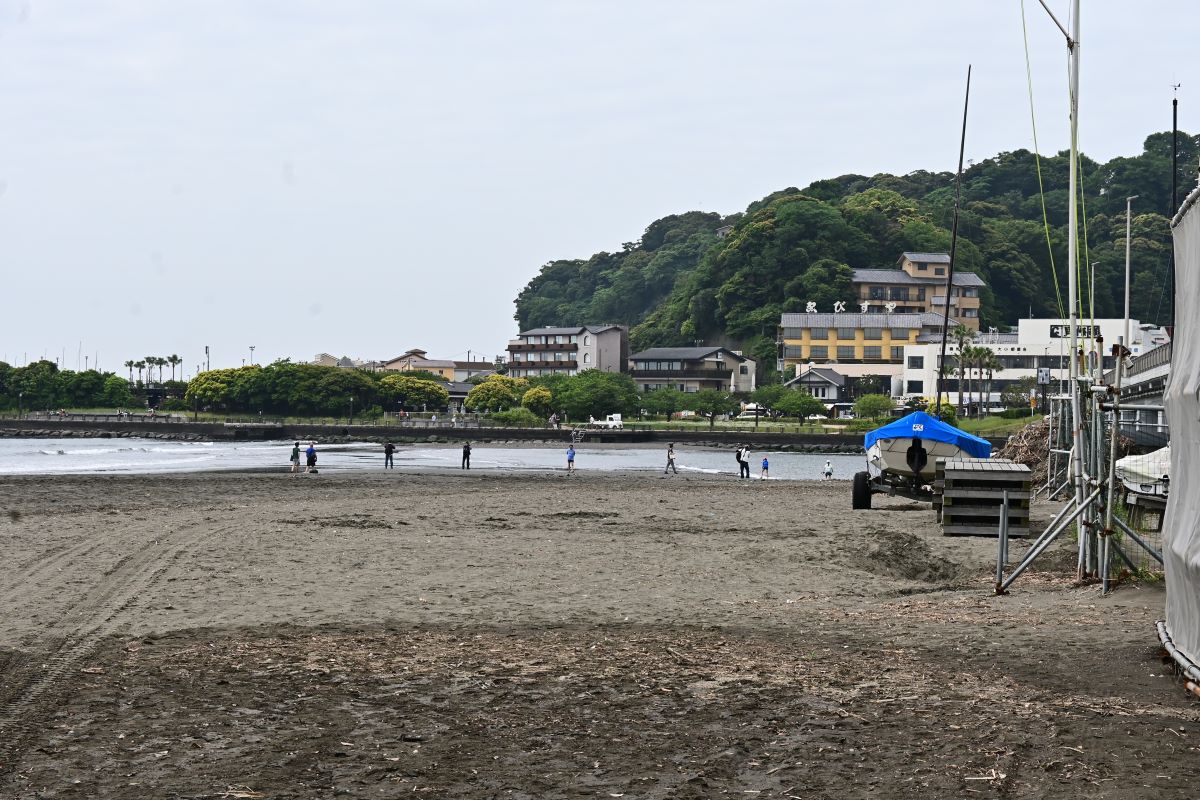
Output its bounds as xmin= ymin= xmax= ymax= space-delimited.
xmin=852 ymin=252 xmax=985 ymax=330
xmin=777 ymin=312 xmax=947 ymax=379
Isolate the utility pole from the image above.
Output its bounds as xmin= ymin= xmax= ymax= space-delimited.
xmin=249 ymin=345 xmax=255 ymax=366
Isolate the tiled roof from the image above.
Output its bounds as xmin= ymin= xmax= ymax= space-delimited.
xmin=517 ymin=324 xmax=626 ymax=337
xmin=798 ymin=366 xmax=846 ymax=387
xmin=630 ymin=347 xmax=748 ymax=362
xmin=853 ymin=267 xmax=986 ymax=287
xmin=900 ymin=252 xmax=951 ymax=264
xmin=779 ymin=312 xmax=946 ymax=328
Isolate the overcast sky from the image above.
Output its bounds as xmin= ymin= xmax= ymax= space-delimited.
xmin=0 ymin=1 xmax=1195 ymax=374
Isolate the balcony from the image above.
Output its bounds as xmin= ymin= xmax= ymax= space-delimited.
xmin=631 ymin=368 xmax=733 ymax=380
xmin=507 ymin=340 xmax=578 ymax=352
xmin=930 ymin=296 xmax=959 ymax=307
xmin=511 ymin=359 xmax=579 ymax=370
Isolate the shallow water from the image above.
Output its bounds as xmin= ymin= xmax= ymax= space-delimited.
xmin=0 ymin=438 xmax=862 ymax=480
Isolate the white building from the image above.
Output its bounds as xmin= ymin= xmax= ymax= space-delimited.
xmin=899 ymin=318 xmax=1162 ymax=405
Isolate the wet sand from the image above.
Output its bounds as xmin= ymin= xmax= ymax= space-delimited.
xmin=0 ymin=470 xmax=1194 ymax=798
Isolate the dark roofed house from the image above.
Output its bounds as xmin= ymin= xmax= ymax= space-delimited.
xmin=629 ymin=346 xmax=755 ymax=393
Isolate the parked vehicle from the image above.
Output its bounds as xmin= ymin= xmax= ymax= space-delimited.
xmin=588 ymin=413 xmax=624 ymax=429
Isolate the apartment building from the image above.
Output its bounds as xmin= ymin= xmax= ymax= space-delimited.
xmin=629 ymin=347 xmax=755 ymax=393
xmin=852 ymin=252 xmax=985 ymax=330
xmin=506 ymin=325 xmax=628 ymax=379
xmin=777 ymin=311 xmax=947 ymax=382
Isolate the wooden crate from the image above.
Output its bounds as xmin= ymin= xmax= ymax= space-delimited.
xmin=939 ymin=458 xmax=1031 ymax=537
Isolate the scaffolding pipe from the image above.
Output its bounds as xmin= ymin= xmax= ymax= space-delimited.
xmin=1109 ymin=539 xmax=1138 ymax=574
xmin=1111 ymin=514 xmax=1164 ymax=565
xmin=1002 ymin=487 xmax=1101 ymax=592
xmin=1157 ymin=621 xmax=1200 ymax=684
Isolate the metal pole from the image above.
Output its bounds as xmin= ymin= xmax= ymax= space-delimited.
xmin=1002 ymin=487 xmax=1101 ymax=592
xmin=995 ymin=490 xmax=1010 ymax=594
xmin=935 ymin=65 xmax=972 ymax=416
xmin=1111 ymin=514 xmax=1164 ymax=565
xmin=1125 ymin=196 xmax=1137 ymax=349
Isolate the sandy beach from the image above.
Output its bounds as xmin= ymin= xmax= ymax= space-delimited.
xmin=0 ymin=469 xmax=1195 ymax=798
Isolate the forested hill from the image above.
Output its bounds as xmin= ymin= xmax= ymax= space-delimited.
xmin=513 ymin=131 xmax=1197 ymax=371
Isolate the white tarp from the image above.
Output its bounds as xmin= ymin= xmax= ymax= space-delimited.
xmin=1164 ymin=187 xmax=1200 ymax=663
xmin=1116 ymin=445 xmax=1170 ymax=496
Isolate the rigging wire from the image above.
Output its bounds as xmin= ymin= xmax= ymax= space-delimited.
xmin=1020 ymin=0 xmax=1066 ymax=321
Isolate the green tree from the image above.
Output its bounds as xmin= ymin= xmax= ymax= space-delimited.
xmin=853 ymin=393 xmax=895 ymax=421
xmin=1002 ymin=376 xmax=1037 ymax=409
xmin=556 ymin=370 xmax=639 ymax=420
xmin=379 ymin=375 xmax=450 ymax=411
xmin=521 ymin=386 xmax=554 ymax=418
xmin=775 ymin=389 xmax=826 ymax=421
xmin=686 ymin=388 xmax=740 ymax=430
xmin=101 ymin=374 xmax=135 ymax=407
xmin=465 ymin=380 xmax=520 ymax=412
xmin=641 ymin=387 xmax=684 ymax=418
xmin=751 ymin=384 xmax=788 ymax=413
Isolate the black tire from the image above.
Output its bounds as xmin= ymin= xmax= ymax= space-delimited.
xmin=852 ymin=471 xmax=872 ymax=510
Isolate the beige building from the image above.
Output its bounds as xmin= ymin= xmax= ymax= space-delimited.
xmin=776 ymin=311 xmax=947 ymax=384
xmin=852 ymin=252 xmax=985 ymax=330
xmin=507 ymin=325 xmax=628 ymax=379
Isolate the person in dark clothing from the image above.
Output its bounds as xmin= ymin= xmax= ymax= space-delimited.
xmin=738 ymin=445 xmax=751 ymax=479
xmin=462 ymin=441 xmax=472 ymax=469
xmin=383 ymin=441 xmax=395 ymax=469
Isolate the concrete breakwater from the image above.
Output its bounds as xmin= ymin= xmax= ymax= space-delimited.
xmin=0 ymin=419 xmax=870 ymax=453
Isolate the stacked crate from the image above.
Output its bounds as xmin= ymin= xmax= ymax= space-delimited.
xmin=937 ymin=458 xmax=1031 ymax=537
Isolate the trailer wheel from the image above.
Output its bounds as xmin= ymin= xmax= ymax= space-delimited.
xmin=852 ymin=471 xmax=872 ymax=510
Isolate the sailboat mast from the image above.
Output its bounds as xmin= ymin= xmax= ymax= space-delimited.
xmin=1064 ymin=0 xmax=1089 ymax=578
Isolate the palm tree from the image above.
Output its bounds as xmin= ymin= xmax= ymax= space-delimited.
xmin=155 ymin=356 xmax=168 ymax=383
xmin=168 ymin=354 xmax=181 ymax=382
xmin=951 ymin=324 xmax=974 ymax=416
xmin=124 ymin=360 xmax=135 ymax=383
xmin=134 ymin=360 xmax=146 ymax=385
xmin=981 ymin=350 xmax=1003 ymax=415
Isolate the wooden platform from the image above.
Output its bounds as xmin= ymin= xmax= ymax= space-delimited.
xmin=935 ymin=458 xmax=1032 ymax=537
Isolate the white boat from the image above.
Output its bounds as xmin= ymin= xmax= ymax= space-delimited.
xmin=1116 ymin=445 xmax=1169 ymax=497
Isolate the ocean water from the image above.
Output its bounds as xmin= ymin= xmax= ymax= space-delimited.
xmin=0 ymin=438 xmax=863 ymax=480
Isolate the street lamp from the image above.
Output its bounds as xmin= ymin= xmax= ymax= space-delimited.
xmin=18 ymin=392 xmax=23 ymax=419
xmin=249 ymin=345 xmax=255 ymax=366
xmin=349 ymin=395 xmax=354 ymax=425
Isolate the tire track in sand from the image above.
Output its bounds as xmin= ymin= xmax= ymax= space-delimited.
xmin=0 ymin=521 xmax=219 ymax=776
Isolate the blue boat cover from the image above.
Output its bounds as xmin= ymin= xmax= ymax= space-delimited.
xmin=862 ymin=411 xmax=992 ymax=459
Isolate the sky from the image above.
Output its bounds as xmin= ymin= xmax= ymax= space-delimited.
xmin=0 ymin=1 xmax=1196 ymax=375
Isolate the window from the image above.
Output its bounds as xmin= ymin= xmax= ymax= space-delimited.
xmin=889 ymin=287 xmax=908 ymax=300
xmin=808 ymin=327 xmax=827 ymax=339
xmin=963 ymin=287 xmax=979 ymax=298
xmin=555 ymin=335 xmax=565 ymax=344
xmin=555 ymin=352 xmax=566 ymax=361
xmin=837 ymin=346 xmax=855 ymax=360
xmin=891 ymin=328 xmax=909 ymax=339
xmin=864 ymin=327 xmax=883 ymax=339
xmin=891 ymin=347 xmax=904 ymax=360
xmin=916 ymin=263 xmax=928 ymax=271
xmin=811 ymin=386 xmax=827 ymax=399
xmin=836 ymin=327 xmax=855 ymax=339
xmin=783 ymin=346 xmax=803 ymax=359
xmin=907 ymin=380 xmax=924 ymax=394
xmin=908 ymin=355 xmax=925 ymax=369
xmin=782 ymin=327 xmax=803 ymax=339
xmin=808 ymin=346 xmax=828 ymax=359
xmin=963 ymin=308 xmax=979 ymax=318
xmin=739 ymin=365 xmax=748 ymax=375
xmin=869 ymin=286 xmax=886 ymax=300
xmin=864 ymin=346 xmax=882 ymax=359
xmin=917 ymin=287 xmax=926 ymax=300
xmin=583 ymin=335 xmax=590 ymax=345
xmin=935 ymin=267 xmax=945 ymax=276
xmin=583 ymin=353 xmax=592 ymax=364
xmin=511 ymin=353 xmax=522 ymax=362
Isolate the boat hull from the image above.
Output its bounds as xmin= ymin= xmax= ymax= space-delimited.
xmin=867 ymin=437 xmax=968 ymax=483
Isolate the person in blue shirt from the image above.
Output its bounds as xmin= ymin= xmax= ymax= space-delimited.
xmin=760 ymin=456 xmax=769 ymax=479
xmin=305 ymin=443 xmax=317 ymax=473
xmin=566 ymin=445 xmax=576 ymax=474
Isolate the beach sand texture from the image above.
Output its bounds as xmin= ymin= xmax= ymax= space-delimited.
xmin=0 ymin=471 xmax=1194 ymax=798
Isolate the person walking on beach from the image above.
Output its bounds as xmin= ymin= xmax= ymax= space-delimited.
xmin=289 ymin=441 xmax=301 ymax=474
xmin=383 ymin=441 xmax=395 ymax=469
xmin=664 ymin=443 xmax=678 ymax=474
xmin=305 ymin=443 xmax=317 ymax=473
xmin=760 ymin=455 xmax=769 ymax=479
xmin=823 ymin=459 xmax=834 ymax=480
xmin=566 ymin=445 xmax=576 ymax=474
xmin=462 ymin=441 xmax=472 ymax=469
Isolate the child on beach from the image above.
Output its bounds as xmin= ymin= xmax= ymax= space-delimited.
xmin=760 ymin=456 xmax=769 ymax=479
xmin=566 ymin=445 xmax=576 ymax=474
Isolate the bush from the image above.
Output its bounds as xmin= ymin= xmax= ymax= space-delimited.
xmin=490 ymin=407 xmax=542 ymax=428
